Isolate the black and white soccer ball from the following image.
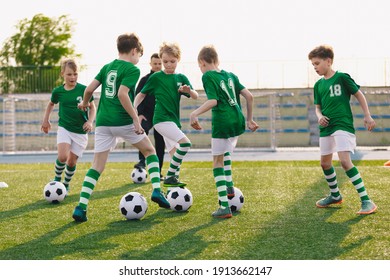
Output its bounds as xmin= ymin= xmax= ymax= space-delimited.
xmin=119 ymin=192 xmax=148 ymax=220
xmin=167 ymin=187 xmax=193 ymax=212
xmin=228 ymin=187 xmax=244 ymax=212
xmin=131 ymin=168 xmax=147 ymax=184
xmin=43 ymin=181 xmax=66 ymax=204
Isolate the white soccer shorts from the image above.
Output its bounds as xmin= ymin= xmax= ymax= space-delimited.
xmin=320 ymin=130 xmax=356 ymax=155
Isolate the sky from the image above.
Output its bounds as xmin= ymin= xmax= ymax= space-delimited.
xmin=1 ymin=0 xmax=390 ymax=88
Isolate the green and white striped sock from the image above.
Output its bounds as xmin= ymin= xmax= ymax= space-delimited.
xmin=346 ymin=166 xmax=370 ymax=202
xmin=323 ymin=166 xmax=341 ymax=200
xmin=78 ymin=169 xmax=100 ymax=210
xmin=224 ymin=152 xmax=234 ymax=188
xmin=213 ymin=167 xmax=229 ymax=209
xmin=166 ymin=142 xmax=191 ymax=178
xmin=63 ymin=164 xmax=76 ymax=190
xmin=54 ymin=159 xmax=65 ymax=182
xmin=146 ymin=154 xmax=161 ymax=191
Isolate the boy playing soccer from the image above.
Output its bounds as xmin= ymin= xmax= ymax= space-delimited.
xmin=134 ymin=42 xmax=198 ymax=189
xmin=308 ymin=45 xmax=377 ymax=215
xmin=72 ymin=33 xmax=169 ymax=222
xmin=134 ymin=53 xmax=165 ymax=179
xmin=41 ymin=58 xmax=96 ymax=194
xmin=190 ymin=45 xmax=259 ymax=218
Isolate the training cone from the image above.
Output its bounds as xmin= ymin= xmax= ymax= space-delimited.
xmin=384 ymin=160 xmax=390 ymax=167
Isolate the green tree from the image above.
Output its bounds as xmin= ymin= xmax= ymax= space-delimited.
xmin=0 ymin=14 xmax=80 ymax=93
xmin=1 ymin=13 xmax=79 ymax=66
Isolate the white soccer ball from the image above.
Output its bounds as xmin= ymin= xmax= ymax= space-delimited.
xmin=228 ymin=187 xmax=244 ymax=212
xmin=43 ymin=181 xmax=67 ymax=204
xmin=131 ymin=168 xmax=148 ymax=184
xmin=167 ymin=187 xmax=193 ymax=212
xmin=119 ymin=192 xmax=148 ymax=220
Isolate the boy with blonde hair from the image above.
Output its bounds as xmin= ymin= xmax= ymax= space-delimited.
xmin=134 ymin=42 xmax=198 ymax=189
xmin=41 ymin=58 xmax=96 ymax=194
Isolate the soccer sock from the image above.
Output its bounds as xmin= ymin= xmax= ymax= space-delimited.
xmin=166 ymin=142 xmax=191 ymax=178
xmin=146 ymin=154 xmax=161 ymax=191
xmin=346 ymin=166 xmax=370 ymax=202
xmin=78 ymin=169 xmax=100 ymax=210
xmin=175 ymin=166 xmax=181 ymax=177
xmin=323 ymin=166 xmax=341 ymax=200
xmin=224 ymin=152 xmax=234 ymax=188
xmin=63 ymin=164 xmax=76 ymax=190
xmin=213 ymin=167 xmax=229 ymax=209
xmin=54 ymin=159 xmax=66 ymax=182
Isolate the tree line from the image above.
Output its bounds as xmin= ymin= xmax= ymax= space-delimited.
xmin=0 ymin=14 xmax=79 ymax=94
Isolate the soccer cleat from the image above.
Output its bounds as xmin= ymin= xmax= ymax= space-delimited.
xmin=134 ymin=162 xmax=146 ymax=169
xmin=227 ymin=186 xmax=235 ymax=198
xmin=151 ymin=189 xmax=170 ymax=209
xmin=357 ymin=200 xmax=377 ymax=215
xmin=163 ymin=175 xmax=187 ymax=187
xmin=212 ymin=207 xmax=232 ymax=218
xmin=316 ymin=194 xmax=343 ymax=208
xmin=384 ymin=160 xmax=390 ymax=167
xmin=72 ymin=206 xmax=88 ymax=222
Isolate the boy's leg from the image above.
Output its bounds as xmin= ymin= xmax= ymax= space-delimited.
xmin=63 ymin=151 xmax=79 ymax=192
xmin=134 ymin=137 xmax=170 ymax=209
xmin=223 ymin=152 xmax=235 ymax=198
xmin=316 ymin=166 xmax=343 ymax=208
xmin=147 ymin=154 xmax=170 ymax=209
xmin=345 ymin=166 xmax=377 ymax=214
xmin=63 ymin=164 xmax=76 ymax=192
xmin=212 ymin=167 xmax=232 ymax=218
xmin=54 ymin=159 xmax=66 ymax=182
xmin=135 ymin=120 xmax=152 ymax=169
xmin=72 ymin=168 xmax=100 ymax=222
xmin=164 ymin=141 xmax=191 ymax=187
xmin=72 ymin=151 xmax=108 ymax=222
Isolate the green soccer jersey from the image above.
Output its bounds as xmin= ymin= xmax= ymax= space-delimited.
xmin=202 ymin=70 xmax=246 ymax=138
xmin=95 ymin=59 xmax=140 ymax=127
xmin=141 ymin=71 xmax=191 ymax=128
xmin=51 ymin=83 xmax=92 ymax=134
xmin=314 ymin=71 xmax=360 ymax=137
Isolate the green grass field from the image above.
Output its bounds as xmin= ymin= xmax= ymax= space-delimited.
xmin=0 ymin=160 xmax=388 ymax=260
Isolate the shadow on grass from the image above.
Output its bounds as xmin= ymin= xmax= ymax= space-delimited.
xmin=0 ymin=180 xmax=165 ymax=259
xmin=0 ymin=181 xmax=145 ymax=222
xmin=119 ymin=219 xmax=223 ymax=260
xmin=236 ymin=161 xmax=373 ymax=260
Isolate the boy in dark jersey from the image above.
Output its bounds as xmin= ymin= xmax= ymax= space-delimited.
xmin=72 ymin=33 xmax=169 ymax=222
xmin=308 ymin=45 xmax=377 ymax=215
xmin=190 ymin=45 xmax=259 ymax=218
xmin=41 ymin=59 xmax=96 ymax=193
xmin=134 ymin=42 xmax=198 ymax=190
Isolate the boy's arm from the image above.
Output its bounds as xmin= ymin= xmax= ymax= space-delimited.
xmin=83 ymin=100 xmax=96 ymax=133
xmin=189 ymin=99 xmax=217 ymax=130
xmin=179 ymin=85 xmax=198 ymax=100
xmin=133 ymin=92 xmax=147 ymax=111
xmin=118 ymin=85 xmax=143 ymax=134
xmin=79 ymin=79 xmax=100 ymax=111
xmin=240 ymin=88 xmax=259 ymax=132
xmin=354 ymin=90 xmax=376 ymax=131
xmin=315 ymin=104 xmax=330 ymax=127
xmin=41 ymin=101 xmax=55 ymax=134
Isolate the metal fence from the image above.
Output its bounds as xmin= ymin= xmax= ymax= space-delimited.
xmin=1 ymin=88 xmax=390 ymax=153
xmin=0 ymin=66 xmax=61 ymax=94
